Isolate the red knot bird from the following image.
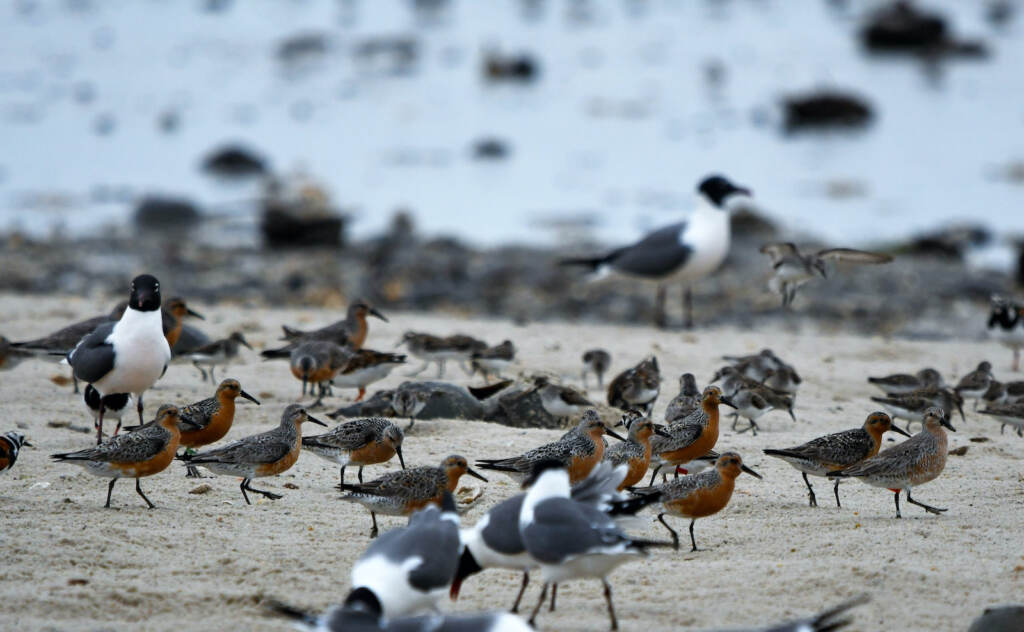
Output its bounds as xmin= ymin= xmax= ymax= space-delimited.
xmin=763 ymin=411 xmax=911 ymax=507
xmin=603 ymin=415 xmax=670 ymax=490
xmin=52 ymin=404 xmax=192 ymax=508
xmin=634 ymin=451 xmax=761 ymax=552
xmin=339 ymin=454 xmax=487 ymax=538
xmin=828 ymin=406 xmax=954 ymax=518
xmin=302 ymin=416 xmax=405 ymax=484
xmin=648 ymin=386 xmax=734 ymax=484
xmin=277 ymin=299 xmax=387 ymax=350
xmin=175 ymin=378 xmax=260 ymax=477
xmin=180 ymin=404 xmax=326 ymax=504
xmin=476 ymin=410 xmax=625 ymax=484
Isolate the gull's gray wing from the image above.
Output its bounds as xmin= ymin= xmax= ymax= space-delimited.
xmin=67 ymin=322 xmax=117 ymax=383
xmin=608 ymin=223 xmax=692 ymax=277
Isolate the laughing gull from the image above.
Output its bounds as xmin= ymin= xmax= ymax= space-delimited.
xmin=987 ymin=296 xmax=1024 ymax=370
xmin=518 ymin=460 xmax=675 ymax=630
xmin=66 ymin=274 xmax=172 ymax=444
xmin=717 ymin=594 xmax=869 ymax=632
xmin=452 ymin=462 xmax=661 ymax=613
xmin=350 ymin=491 xmax=461 ymax=618
xmin=561 ymin=174 xmax=752 ymax=329
xmin=759 ymin=242 xmax=893 ymax=307
xmin=267 ymin=586 xmax=533 ymax=632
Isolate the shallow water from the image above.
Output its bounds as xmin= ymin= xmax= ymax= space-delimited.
xmin=1 ymin=0 xmax=1022 ymax=248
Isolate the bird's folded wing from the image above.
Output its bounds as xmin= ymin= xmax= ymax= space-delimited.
xmin=816 ymin=248 xmax=893 ymax=264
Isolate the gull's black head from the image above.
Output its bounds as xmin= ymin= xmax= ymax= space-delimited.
xmin=129 ymin=274 xmax=162 ymax=312
xmin=697 ymin=175 xmax=752 ymax=208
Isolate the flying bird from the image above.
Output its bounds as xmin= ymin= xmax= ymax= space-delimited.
xmin=759 ymin=242 xmax=893 ymax=307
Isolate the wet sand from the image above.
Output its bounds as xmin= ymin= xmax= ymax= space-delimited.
xmin=1 ymin=294 xmax=1021 ymax=631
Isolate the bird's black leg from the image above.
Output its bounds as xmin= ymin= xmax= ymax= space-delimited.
xmin=510 ymin=571 xmax=530 ymax=613
xmin=528 ymin=583 xmax=549 ymax=627
xmin=184 ymin=448 xmax=202 ymax=478
xmin=209 ymin=366 xmax=216 ymax=383
xmin=96 ymin=400 xmax=106 ymax=445
xmin=683 ymin=285 xmax=694 ymax=330
xmin=240 ymin=479 xmax=252 ymax=505
xmin=802 ymin=472 xmax=817 ymax=507
xmin=73 ymin=375 xmax=80 ymax=394
xmin=657 ymin=512 xmax=679 ymax=550
xmin=688 ymin=518 xmax=699 ymax=552
xmin=136 ymin=394 xmax=144 ymax=426
xmin=893 ymin=490 xmax=901 ymax=519
xmin=906 ymin=489 xmax=947 ymax=515
xmin=358 ymin=466 xmax=364 ymax=484
xmin=549 ymin=583 xmax=557 ymax=612
xmin=301 ymin=377 xmax=307 ymax=398
xmin=648 ymin=464 xmax=662 ymax=486
xmin=438 ymin=359 xmax=446 ymax=378
xmin=135 ymin=478 xmax=155 ymax=509
xmin=194 ymin=362 xmax=207 ymax=382
xmin=104 ymin=478 xmax=117 ymax=508
xmin=339 ymin=466 xmax=346 ymax=486
xmin=603 ymin=579 xmax=619 ymax=631
xmin=407 ymin=416 xmax=415 ymax=431
xmin=654 ymin=285 xmax=667 ymax=329
xmin=833 ymin=479 xmax=842 ymax=508
xmin=370 ymin=512 xmax=379 ymax=539
xmin=244 ymin=480 xmax=282 ymax=501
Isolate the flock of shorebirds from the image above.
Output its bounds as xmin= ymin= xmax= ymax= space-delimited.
xmin=2 ymin=264 xmax=1024 ymax=631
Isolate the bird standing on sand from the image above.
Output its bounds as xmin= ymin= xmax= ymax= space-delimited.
xmin=302 ymin=417 xmax=405 ymax=484
xmin=188 ymin=332 xmax=252 ymax=383
xmin=339 ymin=455 xmax=486 ymax=538
xmin=648 ymin=386 xmax=734 ymax=484
xmin=280 ymin=300 xmax=387 ymax=349
xmin=476 ymin=410 xmax=626 ymax=484
xmin=582 ymin=349 xmax=611 ymax=389
xmin=729 ymin=383 xmax=795 ymax=435
xmin=759 ymin=242 xmax=893 ymax=308
xmin=392 ymin=388 xmax=431 ymax=430
xmin=561 ymin=175 xmax=752 ymax=329
xmin=977 ymin=401 xmax=1024 ymax=436
xmin=175 ymin=379 xmax=260 ymax=477
xmin=828 ymin=407 xmax=954 ymax=518
xmin=332 ymin=349 xmax=407 ymax=402
xmin=66 ymin=274 xmax=172 ymax=444
xmin=52 ymin=405 xmax=193 ymax=508
xmin=954 ymin=361 xmax=994 ymax=409
xmin=0 ymin=431 xmax=30 ymax=474
xmin=987 ymin=296 xmax=1024 ymax=371
xmin=281 ymin=341 xmax=350 ymax=405
xmin=607 ymin=356 xmax=661 ymax=414
xmin=763 ymin=411 xmax=910 ymax=507
xmin=518 ymin=461 xmax=675 ymax=630
xmin=471 ymin=339 xmax=516 ymax=382
xmin=603 ymin=416 xmax=670 ymax=490
xmin=665 ymin=373 xmax=700 ymax=422
xmin=181 ymin=404 xmax=326 ymax=504
xmin=634 ymin=451 xmax=761 ymax=552
xmin=532 ymin=376 xmax=594 ymax=423
xmin=867 ymin=368 xmax=944 ymax=395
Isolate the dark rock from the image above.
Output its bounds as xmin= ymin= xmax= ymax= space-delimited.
xmin=261 ymin=208 xmax=345 ymax=249
xmin=201 ymin=144 xmax=267 ymax=177
xmin=471 ymin=137 xmax=510 ymax=160
xmin=134 ymin=196 xmax=201 ymax=230
xmin=277 ymin=32 xmax=330 ymax=64
xmin=860 ymin=2 xmax=989 ymax=59
xmin=903 ymin=225 xmax=991 ymax=258
xmin=783 ymin=90 xmax=874 ymax=132
xmin=486 ymin=386 xmax=562 ymax=429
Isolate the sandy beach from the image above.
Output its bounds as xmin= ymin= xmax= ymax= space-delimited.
xmin=2 ymin=294 xmax=1022 ymax=631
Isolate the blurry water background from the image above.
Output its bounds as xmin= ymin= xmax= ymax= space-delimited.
xmin=1 ymin=0 xmax=1022 ymax=250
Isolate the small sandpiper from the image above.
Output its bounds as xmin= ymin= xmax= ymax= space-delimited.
xmin=470 ymin=339 xmax=516 ymax=382
xmin=634 ymin=451 xmax=761 ymax=551
xmin=710 ymin=365 xmax=769 ymax=396
xmin=52 ymin=404 xmax=193 ymax=508
xmin=759 ymin=242 xmax=892 ymax=307
xmin=607 ymin=356 xmax=661 ymax=414
xmin=281 ymin=341 xmax=351 ymax=405
xmin=391 ymin=387 xmax=431 ymax=430
xmin=665 ymin=373 xmax=700 ymax=422
xmin=332 ymin=349 xmax=407 ymax=402
xmin=828 ymin=407 xmax=954 ymax=518
xmin=729 ymin=383 xmax=796 ymax=435
xmin=871 ymin=386 xmax=964 ymax=425
xmin=476 ymin=410 xmax=625 ymax=484
xmin=532 ymin=375 xmax=594 ymax=423
xmin=398 ymin=332 xmax=485 ymax=378
xmin=954 ymin=361 xmax=994 ymax=409
xmin=188 ymin=332 xmax=252 ymax=383
xmin=302 ymin=416 xmax=406 ymax=484
xmin=977 ymin=401 xmax=1024 ymax=436
xmin=763 ymin=411 xmax=911 ymax=507
xmin=181 ymin=404 xmax=326 ymax=504
xmin=722 ymin=348 xmax=798 ymax=383
xmin=339 ymin=454 xmax=486 ymax=538
xmin=175 ymin=378 xmax=260 ymax=477
xmin=581 ymin=348 xmax=612 ymax=389
xmin=0 ymin=431 xmax=30 ymax=474
xmin=867 ymin=368 xmax=944 ymax=395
